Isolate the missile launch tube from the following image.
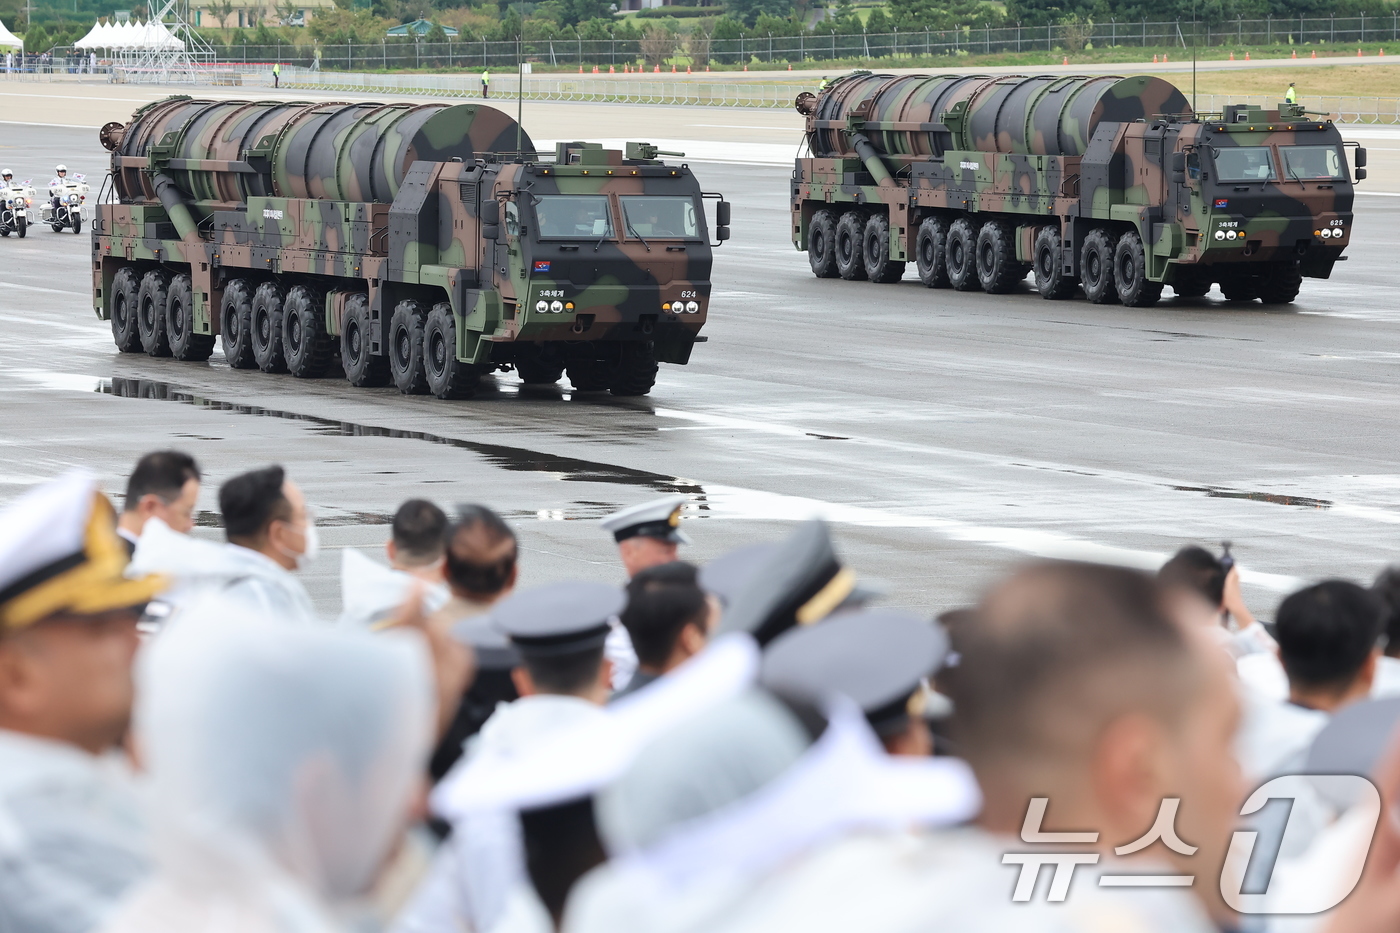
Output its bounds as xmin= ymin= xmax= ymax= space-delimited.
xmin=804 ymin=73 xmax=1191 ymax=159
xmin=107 ymin=97 xmax=536 ymax=205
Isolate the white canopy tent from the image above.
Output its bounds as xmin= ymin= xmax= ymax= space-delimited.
xmin=0 ymin=18 xmax=23 ymax=49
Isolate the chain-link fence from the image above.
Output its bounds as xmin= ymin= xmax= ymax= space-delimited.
xmin=151 ymin=14 xmax=1400 ymax=72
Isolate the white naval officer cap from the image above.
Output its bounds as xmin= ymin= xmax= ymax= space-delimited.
xmin=600 ymin=494 xmax=691 ymax=546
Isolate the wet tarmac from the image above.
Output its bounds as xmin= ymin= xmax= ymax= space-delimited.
xmin=2 ymin=123 xmax=1399 ymax=616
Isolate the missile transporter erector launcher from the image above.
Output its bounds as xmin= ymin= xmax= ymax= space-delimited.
xmin=792 ymin=73 xmax=1361 ymax=306
xmin=94 ymin=95 xmax=729 ymax=398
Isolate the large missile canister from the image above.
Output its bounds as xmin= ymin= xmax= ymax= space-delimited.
xmin=105 ymin=97 xmax=535 ymax=204
xmin=804 ymin=73 xmax=1191 ymax=159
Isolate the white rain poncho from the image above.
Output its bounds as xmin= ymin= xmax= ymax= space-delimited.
xmin=0 ymin=731 xmax=149 ymax=933
xmin=99 ymin=604 xmax=435 ymax=933
xmin=338 ymin=548 xmax=448 ymax=630
xmin=129 ymin=518 xmax=318 ymax=624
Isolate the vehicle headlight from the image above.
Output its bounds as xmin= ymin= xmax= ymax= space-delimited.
xmin=535 ymin=300 xmax=548 ymax=312
xmin=1214 ymin=230 xmax=1225 ymax=240
xmin=68 ymin=194 xmax=79 ymax=204
xmin=550 ymin=300 xmax=563 ymax=313
xmin=685 ymin=300 xmax=699 ymax=313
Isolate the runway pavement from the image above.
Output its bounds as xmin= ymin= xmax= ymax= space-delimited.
xmin=2 ymin=117 xmax=1397 ymax=619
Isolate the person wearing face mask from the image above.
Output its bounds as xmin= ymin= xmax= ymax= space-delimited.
xmin=126 ymin=465 xmax=319 ymax=625
xmin=213 ymin=466 xmax=319 ymax=623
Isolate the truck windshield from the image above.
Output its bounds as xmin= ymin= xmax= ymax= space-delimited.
xmin=535 ymin=195 xmax=614 ymax=238
xmin=1281 ymin=145 xmax=1345 ymax=181
xmin=620 ymin=196 xmax=701 ymax=239
xmin=1213 ymin=147 xmax=1277 ymax=182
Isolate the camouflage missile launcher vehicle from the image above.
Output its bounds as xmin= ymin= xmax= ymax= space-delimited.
xmin=93 ymin=95 xmax=729 ymax=398
xmin=791 ymin=73 xmax=1361 ymax=306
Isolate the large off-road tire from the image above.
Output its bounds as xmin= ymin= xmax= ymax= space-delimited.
xmin=341 ymin=293 xmax=390 ymax=387
xmin=808 ymin=209 xmax=839 ymax=279
xmin=1113 ymin=231 xmax=1163 ymax=308
xmin=975 ymin=221 xmax=1024 ymax=294
xmin=1170 ymin=267 xmax=1213 ymax=299
xmin=282 ymin=284 xmax=334 ymax=378
xmin=1080 ymin=228 xmax=1120 ymax=305
xmin=946 ymin=217 xmax=980 ymax=292
xmin=1256 ymin=263 xmax=1303 ymax=305
xmin=611 ymin=342 xmax=658 ymax=397
xmin=834 ymin=211 xmax=868 ymax=281
xmin=424 ymin=302 xmax=481 ymax=400
xmin=862 ymin=213 xmax=906 ymax=283
xmin=514 ymin=344 xmax=565 ymax=385
xmin=1220 ymin=271 xmax=1258 ymax=302
xmin=219 ymin=279 xmax=258 ymax=369
xmin=389 ymin=299 xmax=429 ymax=395
xmin=1033 ymin=226 xmax=1077 ymax=300
xmin=110 ymin=266 xmax=143 ymax=353
xmin=915 ymin=216 xmax=950 ymax=289
xmin=251 ymin=280 xmax=288 ymax=373
xmin=166 ymin=273 xmax=215 ymax=362
xmin=136 ymin=269 xmax=172 ymax=357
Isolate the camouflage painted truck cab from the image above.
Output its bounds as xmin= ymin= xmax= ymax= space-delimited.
xmin=792 ymin=73 xmax=1360 ymax=306
xmin=93 ymin=95 xmax=729 ymax=398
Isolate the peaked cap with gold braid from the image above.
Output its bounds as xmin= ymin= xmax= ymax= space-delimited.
xmin=0 ymin=471 xmax=166 ymax=631
xmin=716 ymin=519 xmax=878 ymax=647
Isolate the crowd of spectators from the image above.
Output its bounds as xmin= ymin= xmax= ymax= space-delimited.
xmin=3 ymin=449 xmax=1400 ymax=933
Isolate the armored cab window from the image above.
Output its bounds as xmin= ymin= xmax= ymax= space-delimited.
xmin=1213 ymin=147 xmax=1277 ymax=183
xmin=505 ymin=201 xmax=521 ymax=237
xmin=1187 ymin=152 xmax=1201 ymax=180
xmin=620 ymin=196 xmax=701 ymax=239
xmin=534 ymin=195 xmax=613 ymax=238
xmin=1281 ymin=145 xmax=1345 ymax=181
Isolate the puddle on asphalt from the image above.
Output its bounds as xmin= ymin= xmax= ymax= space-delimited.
xmin=1172 ymin=485 xmax=1333 ymax=510
xmin=100 ymin=376 xmax=706 ymax=500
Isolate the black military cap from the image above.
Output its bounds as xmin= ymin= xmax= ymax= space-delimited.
xmin=717 ymin=519 xmax=878 ymax=646
xmin=760 ymin=609 xmax=948 ymax=738
xmin=698 ymin=543 xmax=779 ymax=608
xmin=491 ymin=582 xmax=625 ymax=658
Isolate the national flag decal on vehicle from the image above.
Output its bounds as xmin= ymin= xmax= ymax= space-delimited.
xmin=534 ymin=260 xmax=551 ymax=272
xmin=1214 ymin=199 xmax=1229 ymax=208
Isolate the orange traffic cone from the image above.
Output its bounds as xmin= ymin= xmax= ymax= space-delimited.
xmin=1062 ymin=55 xmax=1068 ymax=64
xmin=654 ymin=64 xmax=661 ymax=72
xmin=592 ymin=64 xmax=599 ymax=73
xmin=1358 ymin=47 xmax=1364 ymax=56
xmin=671 ymin=64 xmax=676 ymax=72
xmin=743 ymin=65 xmax=748 ymax=71
xmin=686 ymin=65 xmax=691 ymax=73
xmin=1229 ymin=51 xmax=1234 ymax=60
xmin=705 ymin=65 xmax=710 ymax=71
xmin=1152 ymin=53 xmax=1158 ymax=62
xmin=1292 ymin=49 xmax=1297 ymax=58
xmin=1311 ymin=50 xmax=1317 ymax=58
xmin=787 ymin=63 xmax=792 ymax=70
xmin=1245 ymin=51 xmax=1250 ymax=60
xmin=578 ymin=65 xmax=583 ymax=73
xmin=609 ymin=64 xmax=614 ymax=73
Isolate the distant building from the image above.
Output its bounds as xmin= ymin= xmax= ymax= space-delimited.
xmin=188 ymin=0 xmax=337 ymax=29
xmin=386 ymin=19 xmax=459 ymax=36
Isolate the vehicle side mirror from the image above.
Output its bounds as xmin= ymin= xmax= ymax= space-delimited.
xmin=1356 ymin=167 xmax=1368 ymax=182
xmin=481 ymin=199 xmax=499 ymax=240
xmin=1356 ymin=147 xmax=1368 ymax=168
xmin=716 ymin=225 xmax=730 ymax=242
xmin=716 ymin=200 xmax=731 ymax=227
xmin=1170 ymin=151 xmax=1186 ymax=184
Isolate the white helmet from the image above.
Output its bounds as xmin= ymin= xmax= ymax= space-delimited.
xmin=1 ymin=169 xmax=11 ymax=179
xmin=55 ymin=165 xmax=67 ymax=174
